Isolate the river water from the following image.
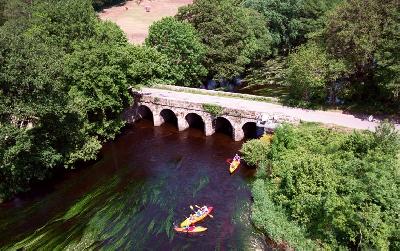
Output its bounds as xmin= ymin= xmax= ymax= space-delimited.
xmin=0 ymin=120 xmax=268 ymax=250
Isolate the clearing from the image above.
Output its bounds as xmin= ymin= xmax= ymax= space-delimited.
xmin=98 ymin=0 xmax=193 ymax=44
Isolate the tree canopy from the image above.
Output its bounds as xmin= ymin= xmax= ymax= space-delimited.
xmin=146 ymin=17 xmax=207 ymax=87
xmin=281 ymin=0 xmax=400 ymax=108
xmin=0 ymin=0 xmax=169 ymax=201
xmin=177 ymin=0 xmax=272 ymax=80
xmin=243 ymin=0 xmax=342 ymax=54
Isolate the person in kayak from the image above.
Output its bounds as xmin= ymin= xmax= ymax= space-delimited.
xmin=233 ymin=154 xmax=241 ymax=162
xmin=184 ymin=225 xmax=195 ymax=231
xmin=201 ymin=206 xmax=208 ymax=213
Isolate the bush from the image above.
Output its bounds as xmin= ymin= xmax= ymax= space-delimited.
xmin=252 ymin=179 xmax=317 ymax=250
xmin=146 ymin=17 xmax=207 ymax=87
xmin=241 ymin=122 xmax=400 ymax=249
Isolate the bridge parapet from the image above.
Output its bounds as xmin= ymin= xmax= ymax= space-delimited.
xmin=124 ymin=90 xmax=299 ymax=141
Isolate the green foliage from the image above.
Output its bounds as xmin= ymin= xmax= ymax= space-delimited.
xmin=0 ymin=0 xmax=168 ymax=201
xmin=177 ymin=0 xmax=272 ymax=80
xmin=146 ymin=17 xmax=207 ymax=87
xmin=241 ymin=122 xmax=400 ymax=249
xmin=63 ymin=32 xmax=131 ymax=163
xmin=127 ymin=45 xmax=171 ymax=86
xmin=240 ymin=139 xmax=270 ymax=167
xmin=202 ymin=103 xmax=223 ymax=117
xmin=324 ymin=0 xmax=382 ymax=73
xmin=243 ymin=0 xmax=342 ymax=54
xmin=30 ymin=0 xmax=98 ymax=51
xmin=0 ymin=0 xmax=31 ymax=26
xmin=286 ymin=42 xmax=348 ymax=103
xmin=0 ymin=20 xmax=67 ymax=200
xmin=375 ymin=4 xmax=400 ymax=104
xmin=252 ymin=179 xmax=317 ymax=250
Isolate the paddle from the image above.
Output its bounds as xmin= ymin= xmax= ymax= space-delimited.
xmin=226 ymin=158 xmax=232 ymax=164
xmin=193 ymin=205 xmax=214 ymax=218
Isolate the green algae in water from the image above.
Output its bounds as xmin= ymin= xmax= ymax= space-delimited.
xmin=0 ymin=122 xmax=269 ymax=250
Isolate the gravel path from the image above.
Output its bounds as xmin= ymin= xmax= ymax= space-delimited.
xmin=142 ymin=87 xmax=400 ymax=131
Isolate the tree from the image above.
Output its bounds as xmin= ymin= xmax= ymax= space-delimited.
xmin=0 ymin=0 xmax=165 ymax=201
xmin=286 ymin=42 xmax=348 ymax=103
xmin=0 ymin=20 xmax=67 ymax=201
xmin=30 ymin=0 xmax=98 ymax=51
xmin=64 ymin=30 xmax=131 ymax=150
xmin=243 ymin=0 xmax=342 ymax=54
xmin=324 ymin=0 xmax=385 ymax=68
xmin=375 ymin=4 xmax=400 ymax=104
xmin=177 ymin=0 xmax=272 ymax=80
xmin=146 ymin=17 xmax=207 ymax=87
xmin=127 ymin=45 xmax=170 ymax=86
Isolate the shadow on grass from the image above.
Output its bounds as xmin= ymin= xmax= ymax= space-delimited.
xmin=237 ymin=83 xmax=400 ymax=124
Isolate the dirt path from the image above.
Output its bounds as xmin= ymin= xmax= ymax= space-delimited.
xmin=141 ymin=87 xmax=400 ymax=132
xmin=98 ymin=0 xmax=192 ymax=44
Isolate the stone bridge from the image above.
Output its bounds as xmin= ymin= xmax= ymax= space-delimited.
xmin=123 ymin=87 xmax=298 ymax=141
xmin=123 ymin=86 xmax=396 ymax=141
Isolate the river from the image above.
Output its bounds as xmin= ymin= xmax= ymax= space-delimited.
xmin=0 ymin=120 xmax=268 ymax=250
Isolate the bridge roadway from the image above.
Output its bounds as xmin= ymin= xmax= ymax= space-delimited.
xmin=124 ymin=86 xmax=399 ymax=141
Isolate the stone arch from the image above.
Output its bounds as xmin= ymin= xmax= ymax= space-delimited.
xmin=215 ymin=117 xmax=233 ymax=138
xmin=185 ymin=113 xmax=205 ymax=132
xmin=160 ymin=109 xmax=178 ymax=128
xmin=242 ymin=121 xmax=257 ymax=139
xmin=137 ymin=105 xmax=153 ymax=122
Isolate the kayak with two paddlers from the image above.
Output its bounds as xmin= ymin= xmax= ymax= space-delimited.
xmin=180 ymin=206 xmax=213 ymax=227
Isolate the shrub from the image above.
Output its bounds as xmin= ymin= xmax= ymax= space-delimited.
xmin=241 ymin=122 xmax=400 ymax=249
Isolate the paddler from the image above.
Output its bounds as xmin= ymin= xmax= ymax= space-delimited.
xmin=195 ymin=210 xmax=201 ymax=217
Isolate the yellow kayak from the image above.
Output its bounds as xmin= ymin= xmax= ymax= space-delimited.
xmin=229 ymin=160 xmax=240 ymax=174
xmin=174 ymin=225 xmax=207 ymax=233
xmin=180 ymin=206 xmax=213 ymax=227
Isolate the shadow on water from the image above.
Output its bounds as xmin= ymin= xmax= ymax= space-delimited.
xmin=0 ymin=120 xmax=268 ymax=250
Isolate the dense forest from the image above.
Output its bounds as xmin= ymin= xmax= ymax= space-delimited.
xmin=1 ymin=0 xmax=399 ymax=249
xmin=172 ymin=0 xmax=400 ymax=111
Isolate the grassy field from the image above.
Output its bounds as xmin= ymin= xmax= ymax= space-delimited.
xmin=98 ymin=0 xmax=192 ymax=44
